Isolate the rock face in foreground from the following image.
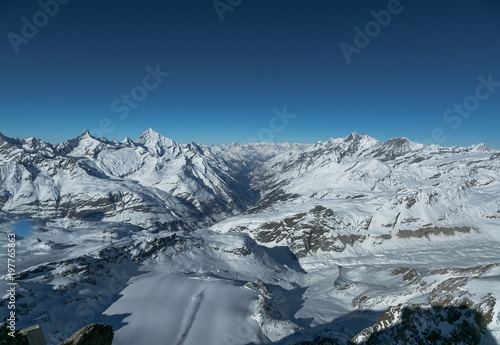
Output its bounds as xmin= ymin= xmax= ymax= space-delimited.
xmin=293 ymin=305 xmax=494 ymax=345
xmin=350 ymin=305 xmax=489 ymax=345
xmin=58 ymin=323 xmax=113 ymax=345
xmin=0 ymin=325 xmax=28 ymax=345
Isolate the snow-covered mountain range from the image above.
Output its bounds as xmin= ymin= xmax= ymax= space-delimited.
xmin=1 ymin=129 xmax=499 ymax=344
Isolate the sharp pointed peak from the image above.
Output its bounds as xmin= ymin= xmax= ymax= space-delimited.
xmin=144 ymin=127 xmax=159 ymax=135
xmin=136 ymin=128 xmax=178 ymax=154
xmin=21 ymin=136 xmax=46 ymax=144
xmin=77 ymin=130 xmax=95 ymax=140
xmin=122 ymin=137 xmax=134 ymax=145
xmin=0 ymin=132 xmax=24 ymax=142
xmin=344 ymin=131 xmax=360 ymax=142
xmin=344 ymin=131 xmax=374 ymax=141
xmin=0 ymin=133 xmax=18 ymax=147
xmin=138 ymin=128 xmax=168 ymax=141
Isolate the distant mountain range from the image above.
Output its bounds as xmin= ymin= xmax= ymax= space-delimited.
xmin=1 ymin=129 xmax=498 ymax=252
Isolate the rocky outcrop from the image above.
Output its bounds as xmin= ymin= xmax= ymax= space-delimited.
xmin=346 ymin=263 xmax=500 ymax=344
xmin=350 ymin=305 xmax=487 ymax=345
xmin=58 ymin=323 xmax=113 ymax=345
xmin=397 ymin=226 xmax=477 ymax=239
xmin=245 ymin=279 xmax=299 ymax=341
xmin=246 ymin=206 xmax=369 ymax=258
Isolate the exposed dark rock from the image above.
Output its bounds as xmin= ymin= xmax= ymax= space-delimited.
xmin=19 ymin=325 xmax=47 ymax=345
xmin=58 ymin=323 xmax=113 ymax=345
xmin=244 ymin=279 xmax=271 ymax=296
xmin=397 ymin=226 xmax=476 ymax=239
xmin=247 ymin=189 xmax=301 ymax=214
xmin=350 ymin=305 xmax=487 ymax=345
xmin=372 ymin=138 xmax=415 ymax=161
xmin=252 ymin=206 xmax=368 ymax=258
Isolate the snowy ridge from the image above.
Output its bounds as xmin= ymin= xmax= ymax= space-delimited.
xmin=214 ymin=132 xmax=500 ymax=259
xmin=0 ymin=129 xmax=287 ymax=230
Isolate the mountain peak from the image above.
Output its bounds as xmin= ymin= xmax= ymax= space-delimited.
xmin=137 ymin=128 xmax=177 ymax=155
xmin=138 ymin=128 xmax=174 ymax=142
xmin=0 ymin=132 xmax=19 ymax=149
xmin=0 ymin=133 xmax=24 ymax=147
xmin=341 ymin=132 xmax=378 ymax=148
xmin=469 ymin=143 xmax=493 ymax=152
xmin=122 ymin=137 xmax=135 ymax=147
xmin=140 ymin=127 xmax=161 ymax=139
xmin=344 ymin=132 xmax=359 ymax=142
xmin=77 ymin=130 xmax=94 ymax=140
xmin=343 ymin=132 xmax=374 ymax=143
xmin=383 ymin=137 xmax=422 ymax=150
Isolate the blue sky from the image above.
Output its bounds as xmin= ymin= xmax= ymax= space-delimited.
xmin=1 ymin=1 xmax=499 ymax=147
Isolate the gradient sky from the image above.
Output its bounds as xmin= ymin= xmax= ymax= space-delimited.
xmin=1 ymin=0 xmax=499 ymax=147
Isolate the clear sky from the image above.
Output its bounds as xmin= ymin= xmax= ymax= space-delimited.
xmin=1 ymin=0 xmax=499 ymax=147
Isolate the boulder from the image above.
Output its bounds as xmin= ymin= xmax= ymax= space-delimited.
xmin=58 ymin=323 xmax=113 ymax=345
